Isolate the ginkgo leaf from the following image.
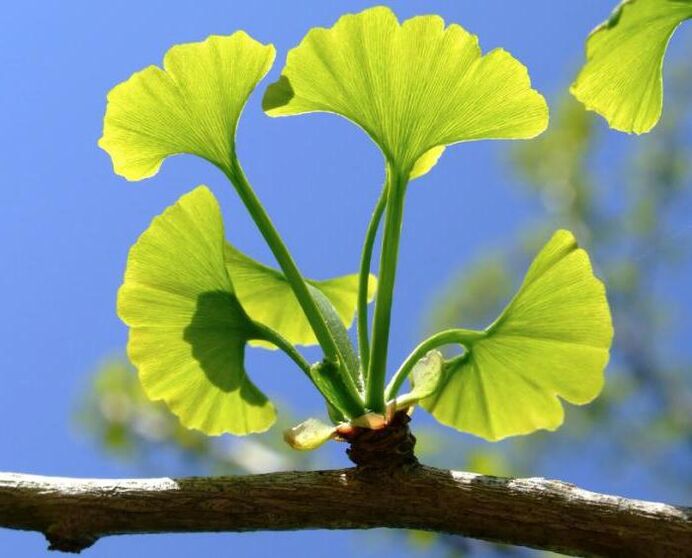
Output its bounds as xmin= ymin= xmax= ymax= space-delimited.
xmin=283 ymin=411 xmax=395 ymax=451
xmin=99 ymin=32 xmax=275 ymax=180
xmin=422 ymin=230 xmax=613 ymax=441
xmin=571 ymin=0 xmax=692 ymax=134
xmin=283 ymin=418 xmax=336 ymax=450
xmin=409 ymin=147 xmax=446 ymax=181
xmin=118 ymin=185 xmax=276 ymax=436
xmin=224 ymin=243 xmax=377 ymax=348
xmin=263 ymin=6 xmax=548 ymax=179
xmin=391 ymin=350 xmax=444 ymax=410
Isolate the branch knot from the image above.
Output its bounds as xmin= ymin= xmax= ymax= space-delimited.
xmin=346 ymin=411 xmax=418 ymax=471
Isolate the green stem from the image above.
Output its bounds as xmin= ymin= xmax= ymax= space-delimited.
xmin=254 ymin=324 xmax=312 ymax=379
xmin=384 ymin=329 xmax=486 ymax=401
xmin=357 ymin=185 xmax=387 ymax=375
xmin=222 ymin=159 xmax=340 ymax=365
xmin=366 ymin=163 xmax=408 ymax=412
xmin=255 ymin=323 xmax=362 ymax=417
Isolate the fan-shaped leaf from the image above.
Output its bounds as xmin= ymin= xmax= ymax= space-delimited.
xmin=422 ymin=230 xmax=613 ymax=441
xmin=264 ymin=6 xmax=548 ymax=178
xmin=99 ymin=32 xmax=275 ymax=179
xmin=118 ymin=185 xmax=276 ymax=435
xmin=571 ymin=0 xmax=692 ymax=134
xmin=224 ymin=243 xmax=376 ymax=348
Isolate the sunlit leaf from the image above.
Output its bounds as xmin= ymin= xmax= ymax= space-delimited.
xmin=409 ymin=146 xmax=446 ymax=180
xmin=306 ymin=284 xmax=362 ymax=391
xmin=224 ymin=243 xmax=376 ymax=348
xmin=422 ymin=230 xmax=613 ymax=441
xmin=118 ymin=186 xmax=276 ymax=435
xmin=571 ymin=0 xmax=692 ymax=134
xmin=283 ymin=418 xmax=336 ymax=450
xmin=264 ymin=6 xmax=548 ymax=179
xmin=392 ymin=351 xmax=444 ymax=409
xmin=99 ymin=32 xmax=275 ymax=179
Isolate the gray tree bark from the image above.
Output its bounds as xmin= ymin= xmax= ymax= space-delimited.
xmin=1 ymin=467 xmax=690 ymax=557
xmin=2 ymin=414 xmax=690 ymax=556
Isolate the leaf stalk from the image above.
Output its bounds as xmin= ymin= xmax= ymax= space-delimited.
xmin=222 ymin=158 xmax=366 ymax=417
xmin=384 ymin=329 xmax=486 ymax=401
xmin=366 ymin=163 xmax=408 ymax=412
xmin=222 ymin=159 xmax=341 ymax=365
xmin=357 ymin=184 xmax=387 ymax=375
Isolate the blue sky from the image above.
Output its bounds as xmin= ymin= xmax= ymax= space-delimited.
xmin=0 ymin=1 xmax=688 ymax=556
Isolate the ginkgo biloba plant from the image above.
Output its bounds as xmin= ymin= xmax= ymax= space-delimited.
xmin=98 ymin=6 xmax=613 ymax=455
xmin=572 ymin=0 xmax=692 ymax=134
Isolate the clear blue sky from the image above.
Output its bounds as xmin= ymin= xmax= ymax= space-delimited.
xmin=1 ymin=1 xmax=688 ymax=556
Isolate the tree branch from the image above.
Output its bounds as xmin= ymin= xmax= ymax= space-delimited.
xmin=1 ymin=467 xmax=689 ymax=557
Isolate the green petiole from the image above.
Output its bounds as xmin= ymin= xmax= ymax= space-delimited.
xmin=357 ymin=184 xmax=387 ymax=376
xmin=384 ymin=328 xmax=486 ymax=401
xmin=222 ymin=158 xmax=342 ymax=366
xmin=253 ymin=322 xmax=313 ymax=378
xmin=221 ymin=157 xmax=366 ymax=417
xmin=366 ymin=163 xmax=408 ymax=412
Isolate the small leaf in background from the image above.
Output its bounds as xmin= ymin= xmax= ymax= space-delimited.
xmin=391 ymin=351 xmax=445 ymax=410
xmin=224 ymin=244 xmax=376 ymax=348
xmin=77 ymin=358 xmax=309 ymax=474
xmin=264 ymin=6 xmax=548 ymax=179
xmin=571 ymin=0 xmax=692 ymax=134
xmin=423 ymin=230 xmax=613 ymax=441
xmin=465 ymin=448 xmax=512 ymax=477
xmin=118 ymin=186 xmax=277 ymax=436
xmin=283 ymin=418 xmax=337 ymax=450
xmin=99 ymin=32 xmax=275 ymax=179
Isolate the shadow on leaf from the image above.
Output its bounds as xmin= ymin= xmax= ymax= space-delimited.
xmin=262 ymin=75 xmax=295 ymax=111
xmin=183 ymin=290 xmax=267 ymax=408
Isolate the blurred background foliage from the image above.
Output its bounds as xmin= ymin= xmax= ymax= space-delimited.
xmin=76 ymin=65 xmax=691 ymax=557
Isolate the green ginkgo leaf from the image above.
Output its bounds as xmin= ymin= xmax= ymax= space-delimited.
xmin=99 ymin=32 xmax=275 ymax=180
xmin=118 ymin=185 xmax=277 ymax=436
xmin=571 ymin=0 xmax=692 ymax=134
xmin=391 ymin=350 xmax=444 ymax=410
xmin=283 ymin=418 xmax=336 ymax=450
xmin=263 ymin=6 xmax=548 ymax=179
xmin=422 ymin=230 xmax=613 ymax=441
xmin=224 ymin=244 xmax=377 ymax=349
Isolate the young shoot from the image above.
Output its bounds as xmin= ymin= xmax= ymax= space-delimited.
xmin=99 ymin=6 xmax=613 ymax=452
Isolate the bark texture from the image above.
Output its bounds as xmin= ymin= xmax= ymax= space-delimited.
xmin=1 ymin=465 xmax=690 ymax=556
xmin=2 ymin=414 xmax=690 ymax=556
